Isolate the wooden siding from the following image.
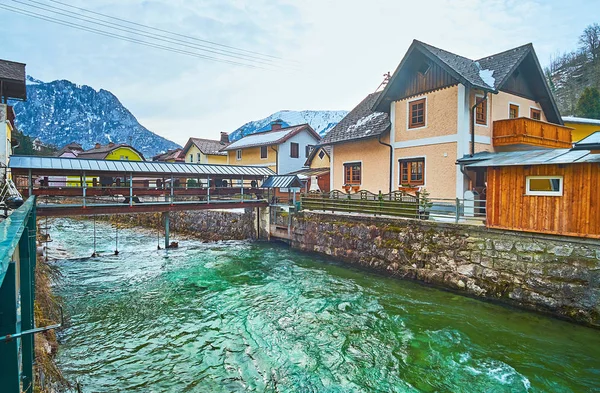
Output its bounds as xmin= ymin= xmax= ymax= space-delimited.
xmin=396 ymin=52 xmax=459 ymax=100
xmin=493 ymin=117 xmax=573 ymax=148
xmin=486 ymin=163 xmax=600 ymax=239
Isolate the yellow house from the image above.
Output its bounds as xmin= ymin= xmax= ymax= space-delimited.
xmin=1 ymin=105 xmax=14 ymax=180
xmin=222 ymin=121 xmax=322 ymax=174
xmin=562 ymin=116 xmax=600 ymax=142
xmin=325 ymin=40 xmax=568 ymax=200
xmin=76 ymin=142 xmax=144 ymax=161
xmin=182 ymin=133 xmax=229 ymax=165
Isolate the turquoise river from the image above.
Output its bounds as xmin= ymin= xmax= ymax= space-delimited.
xmin=50 ymin=219 xmax=600 ymax=392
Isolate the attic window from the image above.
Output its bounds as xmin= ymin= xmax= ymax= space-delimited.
xmin=417 ymin=61 xmax=431 ymax=76
xmin=318 ymin=150 xmax=325 ymax=160
xmin=530 ymin=108 xmax=541 ymax=120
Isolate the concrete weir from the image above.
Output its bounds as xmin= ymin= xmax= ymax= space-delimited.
xmin=289 ymin=211 xmax=600 ymax=327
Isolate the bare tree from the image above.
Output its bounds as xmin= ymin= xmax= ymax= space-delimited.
xmin=579 ymin=23 xmax=600 ymax=61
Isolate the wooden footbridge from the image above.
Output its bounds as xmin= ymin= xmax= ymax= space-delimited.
xmin=9 ymin=155 xmax=273 ymax=216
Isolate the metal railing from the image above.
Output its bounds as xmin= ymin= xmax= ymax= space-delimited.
xmin=300 ymin=189 xmax=486 ymax=224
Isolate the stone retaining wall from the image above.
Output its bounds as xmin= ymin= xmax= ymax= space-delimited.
xmin=103 ymin=209 xmax=257 ymax=241
xmin=291 ymin=212 xmax=600 ymax=327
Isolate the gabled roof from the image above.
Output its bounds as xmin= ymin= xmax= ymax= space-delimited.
xmin=374 ymin=40 xmax=562 ymax=124
xmin=322 ymin=92 xmax=390 ymax=145
xmin=0 ymin=59 xmax=26 ymax=100
xmin=54 ymin=142 xmax=84 ymax=157
xmin=303 ymin=144 xmax=331 ymax=166
xmin=152 ymin=148 xmax=184 ymax=162
xmin=182 ymin=137 xmax=228 ymax=156
xmin=222 ymin=124 xmax=321 ymax=151
xmin=261 ymin=175 xmax=304 ymax=188
xmin=77 ymin=143 xmax=145 ymax=160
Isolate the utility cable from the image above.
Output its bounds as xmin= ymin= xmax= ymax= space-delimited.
xmin=11 ymin=0 xmax=286 ymax=67
xmin=0 ymin=4 xmax=270 ymax=69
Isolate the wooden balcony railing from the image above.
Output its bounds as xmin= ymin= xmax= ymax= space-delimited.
xmin=493 ymin=117 xmax=573 ymax=149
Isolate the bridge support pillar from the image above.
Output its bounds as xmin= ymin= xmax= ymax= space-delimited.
xmin=164 ymin=211 xmax=170 ymax=249
xmin=255 ymin=206 xmax=270 ymax=241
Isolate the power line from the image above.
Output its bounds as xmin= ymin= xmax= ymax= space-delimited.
xmin=0 ymin=4 xmax=268 ymax=69
xmin=12 ymin=0 xmax=289 ymax=67
xmin=46 ymin=0 xmax=295 ymax=64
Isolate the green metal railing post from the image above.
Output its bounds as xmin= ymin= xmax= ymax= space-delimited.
xmin=19 ymin=210 xmax=35 ymax=392
xmin=455 ymin=198 xmax=460 ymax=223
xmin=0 ymin=261 xmax=20 ymax=392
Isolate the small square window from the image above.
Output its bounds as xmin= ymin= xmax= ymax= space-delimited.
xmin=530 ymin=108 xmax=541 ymax=120
xmin=236 ymin=149 xmax=242 ymax=160
xmin=526 ymin=176 xmax=563 ymax=196
xmin=409 ymin=98 xmax=426 ymax=129
xmin=260 ymin=146 xmax=268 ymax=159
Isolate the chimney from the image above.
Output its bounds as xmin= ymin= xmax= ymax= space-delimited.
xmin=95 ymin=143 xmax=101 ymax=149
xmin=108 ymin=142 xmax=115 ymax=147
xmin=220 ymin=132 xmax=229 ymax=144
xmin=271 ymin=119 xmax=283 ymax=131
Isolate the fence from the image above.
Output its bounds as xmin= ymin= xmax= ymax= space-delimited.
xmin=300 ymin=189 xmax=486 ymax=224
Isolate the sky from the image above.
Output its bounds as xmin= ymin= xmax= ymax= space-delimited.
xmin=2 ymin=0 xmax=599 ymax=145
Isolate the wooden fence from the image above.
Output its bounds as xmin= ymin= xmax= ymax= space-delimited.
xmin=300 ymin=190 xmax=420 ymax=218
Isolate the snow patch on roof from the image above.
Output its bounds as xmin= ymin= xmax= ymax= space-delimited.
xmin=225 ymin=128 xmax=296 ymax=150
xmin=479 ymin=69 xmax=495 ymax=89
xmin=347 ymin=112 xmax=385 ymax=133
xmin=563 ymin=116 xmax=600 ymax=125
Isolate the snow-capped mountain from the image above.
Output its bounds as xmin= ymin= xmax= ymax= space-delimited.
xmin=229 ymin=110 xmax=348 ymax=141
xmin=12 ymin=76 xmax=180 ymax=157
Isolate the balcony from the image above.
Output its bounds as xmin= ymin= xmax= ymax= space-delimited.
xmin=492 ymin=118 xmax=573 ymax=149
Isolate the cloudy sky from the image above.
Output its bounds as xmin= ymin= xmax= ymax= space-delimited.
xmin=2 ymin=0 xmax=598 ymax=145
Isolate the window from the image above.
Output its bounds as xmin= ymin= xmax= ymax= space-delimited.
xmin=526 ymin=176 xmax=563 ymax=196
xmin=189 ymin=154 xmax=193 ymax=163
xmin=509 ymin=104 xmax=519 ymax=119
xmin=408 ymin=98 xmax=426 ymax=129
xmin=530 ymin=108 xmax=541 ymax=120
xmin=475 ymin=96 xmax=487 ymax=125
xmin=305 ymin=145 xmax=314 ymax=158
xmin=318 ymin=150 xmax=326 ymax=160
xmin=260 ymin=146 xmax=268 ymax=159
xmin=197 ymin=153 xmax=201 ymax=163
xmin=344 ymin=162 xmax=361 ymax=185
xmin=236 ymin=149 xmax=242 ymax=160
xmin=290 ymin=142 xmax=299 ymax=158
xmin=399 ymin=158 xmax=425 ymax=186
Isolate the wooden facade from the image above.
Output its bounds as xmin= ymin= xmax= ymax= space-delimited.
xmin=486 ymin=163 xmax=600 ymax=239
xmin=493 ymin=118 xmax=573 ymax=149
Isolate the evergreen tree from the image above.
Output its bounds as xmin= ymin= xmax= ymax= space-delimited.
xmin=576 ymin=87 xmax=600 ymax=119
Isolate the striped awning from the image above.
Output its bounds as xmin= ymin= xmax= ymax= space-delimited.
xmin=261 ymin=175 xmax=304 ymax=188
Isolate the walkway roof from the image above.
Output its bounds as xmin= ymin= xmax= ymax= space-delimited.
xmin=9 ymin=156 xmax=274 ymax=178
xmin=261 ymin=175 xmax=304 ymax=188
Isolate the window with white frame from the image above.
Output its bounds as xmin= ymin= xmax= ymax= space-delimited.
xmin=236 ymin=149 xmax=242 ymax=160
xmin=526 ymin=176 xmax=563 ymax=196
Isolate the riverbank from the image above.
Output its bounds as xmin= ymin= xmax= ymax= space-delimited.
xmin=291 ymin=211 xmax=600 ymax=328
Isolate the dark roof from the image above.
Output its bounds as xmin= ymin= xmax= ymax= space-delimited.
xmin=572 ymin=131 xmax=600 ymax=151
xmin=0 ymin=59 xmax=26 ymax=100
xmin=223 ymin=124 xmax=321 ymax=151
xmin=322 ymin=92 xmax=390 ymax=144
xmin=183 ymin=138 xmax=228 ymax=156
xmin=261 ymin=175 xmax=304 ymax=188
xmin=373 ymin=40 xmax=562 ymax=124
xmin=303 ymin=144 xmax=331 ymax=166
xmin=152 ymin=148 xmax=184 ymax=161
xmin=55 ymin=142 xmax=84 ymax=157
xmin=77 ymin=143 xmax=146 ymax=160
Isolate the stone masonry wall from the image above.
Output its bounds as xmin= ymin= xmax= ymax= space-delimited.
xmin=291 ymin=212 xmax=600 ymax=327
xmin=103 ymin=209 xmax=257 ymax=241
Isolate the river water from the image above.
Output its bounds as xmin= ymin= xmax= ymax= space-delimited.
xmin=50 ymin=218 xmax=600 ymax=392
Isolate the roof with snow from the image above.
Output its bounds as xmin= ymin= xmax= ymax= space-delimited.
xmin=322 ymin=92 xmax=390 ymax=145
xmin=458 ymin=148 xmax=600 ymax=168
xmin=0 ymin=59 xmax=26 ymax=100
xmin=374 ymin=40 xmax=562 ymax=125
xmin=183 ymin=138 xmax=228 ymax=156
xmin=562 ymin=116 xmax=600 ymax=125
xmin=572 ymin=131 xmax=600 ymax=150
xmin=222 ymin=124 xmax=320 ymax=151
